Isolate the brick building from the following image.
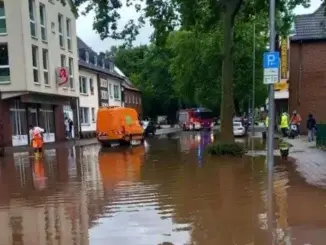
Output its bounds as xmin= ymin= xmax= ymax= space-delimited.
xmin=122 ymin=79 xmax=142 ymax=117
xmin=290 ymin=6 xmax=326 ymax=134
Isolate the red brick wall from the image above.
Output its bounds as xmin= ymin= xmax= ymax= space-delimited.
xmin=54 ymin=105 xmax=65 ymax=142
xmin=0 ymin=99 xmax=12 ymax=147
xmin=289 ymin=41 xmax=326 ymax=133
xmin=124 ymin=89 xmax=143 ymax=117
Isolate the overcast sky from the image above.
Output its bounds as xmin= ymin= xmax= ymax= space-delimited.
xmin=76 ymin=0 xmax=322 ymax=53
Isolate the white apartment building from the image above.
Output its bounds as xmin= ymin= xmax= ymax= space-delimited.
xmin=0 ymin=0 xmax=79 ymax=146
xmin=108 ymin=76 xmax=123 ymax=106
xmin=77 ymin=37 xmax=124 ymax=136
xmin=78 ymin=68 xmax=98 ymax=133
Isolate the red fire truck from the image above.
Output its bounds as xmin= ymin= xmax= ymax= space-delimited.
xmin=178 ymin=108 xmax=214 ymax=131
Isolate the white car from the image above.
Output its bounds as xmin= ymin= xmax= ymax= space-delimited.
xmin=233 ymin=121 xmax=246 ymax=137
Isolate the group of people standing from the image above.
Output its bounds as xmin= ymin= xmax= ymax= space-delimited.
xmin=265 ymin=110 xmax=317 ymax=142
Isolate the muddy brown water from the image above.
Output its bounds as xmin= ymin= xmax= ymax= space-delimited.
xmin=0 ymin=131 xmax=325 ymax=245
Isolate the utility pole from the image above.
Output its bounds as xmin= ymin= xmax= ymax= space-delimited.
xmin=251 ymin=22 xmax=256 ymax=136
xmin=267 ymin=0 xmax=276 ymax=242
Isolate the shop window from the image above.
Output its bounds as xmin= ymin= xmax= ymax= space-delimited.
xmin=79 ymin=107 xmax=89 ymax=124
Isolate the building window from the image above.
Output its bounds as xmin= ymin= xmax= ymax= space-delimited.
xmin=85 ymin=51 xmax=89 ymax=63
xmin=68 ymin=58 xmax=74 ymax=88
xmin=109 ymin=83 xmax=112 ymax=98
xmin=66 ymin=18 xmax=72 ymax=51
xmin=90 ymin=78 xmax=94 ymax=95
xmin=79 ymin=76 xmax=87 ymax=94
xmin=132 ymin=95 xmax=135 ymax=104
xmin=101 ymin=90 xmax=107 ymax=100
xmin=0 ymin=1 xmax=7 ymax=34
xmin=29 ymin=0 xmax=36 ymax=37
xmin=79 ymin=107 xmax=89 ymax=125
xmin=94 ymin=56 xmax=97 ymax=66
xmin=32 ymin=45 xmax=39 ymax=83
xmin=91 ymin=108 xmax=95 ymax=122
xmin=42 ymin=49 xmax=49 ymax=85
xmin=60 ymin=54 xmax=66 ymax=67
xmin=39 ymin=4 xmax=47 ymax=41
xmin=58 ymin=14 xmax=64 ymax=48
xmin=113 ymin=85 xmax=120 ymax=100
xmin=0 ymin=43 xmax=10 ymax=82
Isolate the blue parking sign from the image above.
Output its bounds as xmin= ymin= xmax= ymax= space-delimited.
xmin=263 ymin=52 xmax=280 ymax=69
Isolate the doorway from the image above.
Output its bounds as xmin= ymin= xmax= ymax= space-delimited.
xmin=40 ymin=106 xmax=55 ymax=143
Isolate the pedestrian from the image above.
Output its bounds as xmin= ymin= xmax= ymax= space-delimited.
xmin=290 ymin=110 xmax=302 ymax=136
xmin=280 ymin=112 xmax=289 ymax=137
xmin=30 ymin=125 xmax=45 ymax=157
xmin=307 ymin=114 xmax=316 ymax=142
xmin=64 ymin=117 xmax=73 ymax=139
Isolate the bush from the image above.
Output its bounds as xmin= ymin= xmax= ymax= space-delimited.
xmin=207 ymin=142 xmax=247 ymax=157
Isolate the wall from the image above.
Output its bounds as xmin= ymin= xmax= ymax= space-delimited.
xmin=0 ymin=0 xmax=78 ymax=97
xmin=124 ymin=89 xmax=142 ymax=117
xmin=108 ymin=77 xmax=122 ymax=106
xmin=78 ymin=68 xmax=98 ymax=132
xmin=289 ymin=41 xmax=326 ymax=133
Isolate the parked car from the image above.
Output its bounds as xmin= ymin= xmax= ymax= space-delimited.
xmin=233 ymin=121 xmax=246 ymax=137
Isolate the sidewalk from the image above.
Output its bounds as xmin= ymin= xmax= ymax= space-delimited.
xmin=282 ymin=137 xmax=326 ymax=188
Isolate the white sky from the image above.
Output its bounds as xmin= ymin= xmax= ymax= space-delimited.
xmin=76 ymin=0 xmax=323 ymax=53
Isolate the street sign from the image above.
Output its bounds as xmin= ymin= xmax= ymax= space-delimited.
xmin=263 ymin=52 xmax=280 ymax=85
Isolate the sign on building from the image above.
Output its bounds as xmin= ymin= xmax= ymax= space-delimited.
xmin=56 ymin=67 xmax=69 ymax=87
xmin=280 ymin=37 xmax=288 ymax=80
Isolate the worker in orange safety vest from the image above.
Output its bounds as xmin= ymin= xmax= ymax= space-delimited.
xmin=29 ymin=125 xmax=45 ymax=156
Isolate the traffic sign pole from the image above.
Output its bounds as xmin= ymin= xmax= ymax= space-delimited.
xmin=267 ymin=0 xmax=276 ymax=242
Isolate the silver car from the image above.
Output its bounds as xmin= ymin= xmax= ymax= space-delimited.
xmin=233 ymin=121 xmax=246 ymax=137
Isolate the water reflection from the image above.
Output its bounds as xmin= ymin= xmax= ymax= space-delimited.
xmin=0 ymin=132 xmax=325 ymax=244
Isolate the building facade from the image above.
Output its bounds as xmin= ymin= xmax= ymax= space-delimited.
xmin=77 ymin=38 xmax=124 ymax=137
xmin=289 ymin=5 xmax=326 ymax=133
xmin=0 ymin=0 xmax=79 ymax=146
xmin=122 ymin=80 xmax=142 ymax=117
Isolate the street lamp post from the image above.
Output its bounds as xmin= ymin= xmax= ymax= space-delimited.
xmin=251 ymin=22 xmax=256 ymax=136
xmin=267 ymin=0 xmax=276 ymax=243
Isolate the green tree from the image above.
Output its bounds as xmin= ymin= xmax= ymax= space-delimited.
xmin=63 ymin=0 xmax=310 ymax=140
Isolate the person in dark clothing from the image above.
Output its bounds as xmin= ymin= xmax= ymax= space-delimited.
xmin=306 ymin=114 xmax=316 ymax=142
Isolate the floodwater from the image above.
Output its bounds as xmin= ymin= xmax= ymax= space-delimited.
xmin=0 ymin=131 xmax=325 ymax=245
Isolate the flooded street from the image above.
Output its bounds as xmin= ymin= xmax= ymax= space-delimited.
xmin=0 ymin=132 xmax=325 ymax=245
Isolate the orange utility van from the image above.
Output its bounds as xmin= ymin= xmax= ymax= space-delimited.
xmin=96 ymin=106 xmax=144 ymax=146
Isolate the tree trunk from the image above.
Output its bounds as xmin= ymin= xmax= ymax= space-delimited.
xmin=220 ymin=10 xmax=236 ymax=142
